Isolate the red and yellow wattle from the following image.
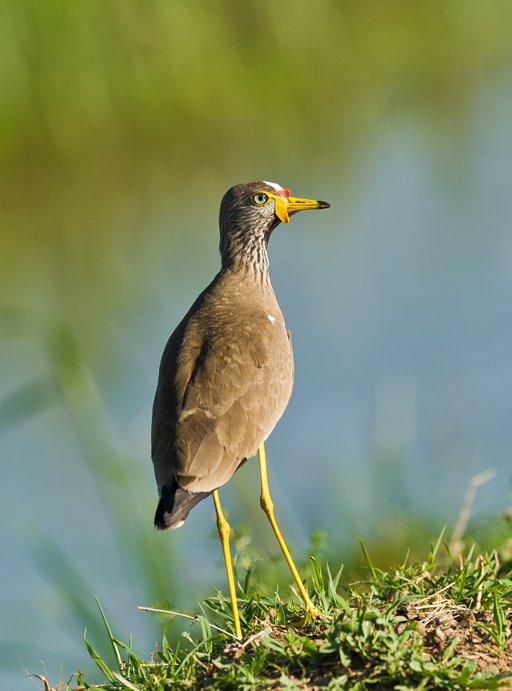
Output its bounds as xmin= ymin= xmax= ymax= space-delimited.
xmin=271 ymin=188 xmax=330 ymax=224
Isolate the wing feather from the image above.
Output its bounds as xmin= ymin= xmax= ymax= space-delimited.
xmin=152 ymin=279 xmax=293 ymax=494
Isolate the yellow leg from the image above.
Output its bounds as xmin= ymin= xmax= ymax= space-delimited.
xmin=212 ymin=489 xmax=242 ymax=639
xmin=258 ymin=443 xmax=321 ymax=619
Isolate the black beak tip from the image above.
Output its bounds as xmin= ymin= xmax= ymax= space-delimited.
xmin=317 ymin=201 xmax=331 ymax=209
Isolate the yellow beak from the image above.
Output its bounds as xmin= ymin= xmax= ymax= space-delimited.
xmin=272 ymin=194 xmax=331 ymax=224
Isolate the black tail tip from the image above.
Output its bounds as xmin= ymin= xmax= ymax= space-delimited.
xmin=154 ymin=498 xmax=167 ymax=530
xmin=154 ymin=484 xmax=213 ymax=530
xmin=154 ymin=499 xmax=183 ymax=530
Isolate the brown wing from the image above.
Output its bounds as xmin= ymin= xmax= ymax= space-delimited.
xmin=152 ymin=287 xmax=293 ymax=495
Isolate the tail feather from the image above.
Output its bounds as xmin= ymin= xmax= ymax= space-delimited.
xmin=154 ymin=481 xmax=212 ymax=530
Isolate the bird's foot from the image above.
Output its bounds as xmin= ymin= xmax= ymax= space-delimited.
xmin=290 ymin=603 xmax=328 ymax=629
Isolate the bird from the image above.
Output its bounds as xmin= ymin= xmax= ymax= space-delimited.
xmin=151 ymin=181 xmax=330 ymax=638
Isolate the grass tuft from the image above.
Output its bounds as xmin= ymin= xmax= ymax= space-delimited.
xmin=73 ymin=538 xmax=512 ymax=690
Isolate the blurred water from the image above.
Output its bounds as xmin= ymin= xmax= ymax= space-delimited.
xmin=2 ymin=69 xmax=512 ymax=691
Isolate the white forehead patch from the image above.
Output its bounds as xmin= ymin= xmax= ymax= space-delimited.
xmin=263 ymin=181 xmax=283 ymax=192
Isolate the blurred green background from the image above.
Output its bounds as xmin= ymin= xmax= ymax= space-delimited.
xmin=2 ymin=0 xmax=512 ymax=687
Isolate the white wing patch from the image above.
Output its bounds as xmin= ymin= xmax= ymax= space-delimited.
xmin=263 ymin=181 xmax=283 ymax=192
xmin=267 ymin=315 xmax=276 ymax=324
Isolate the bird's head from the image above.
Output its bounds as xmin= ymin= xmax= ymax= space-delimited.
xmin=219 ymin=181 xmax=330 ymax=273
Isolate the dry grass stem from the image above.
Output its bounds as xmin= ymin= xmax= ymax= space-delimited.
xmin=136 ymin=605 xmax=237 ymax=638
xmin=450 ymin=468 xmax=497 ymax=555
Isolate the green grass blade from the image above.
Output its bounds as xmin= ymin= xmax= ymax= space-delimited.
xmin=429 ymin=526 xmax=446 ymax=563
xmin=175 ymin=636 xmax=218 ymax=675
xmin=95 ymin=597 xmax=123 ymax=671
xmin=84 ymin=630 xmax=116 ymax=684
xmin=358 ymin=539 xmax=378 ymax=581
xmin=112 ymin=671 xmax=142 ymax=690
xmin=443 ymin=540 xmax=452 ymax=564
xmin=310 ymin=556 xmax=324 ymax=592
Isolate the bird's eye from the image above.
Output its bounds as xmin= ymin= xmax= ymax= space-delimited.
xmin=251 ymin=192 xmax=270 ymax=206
